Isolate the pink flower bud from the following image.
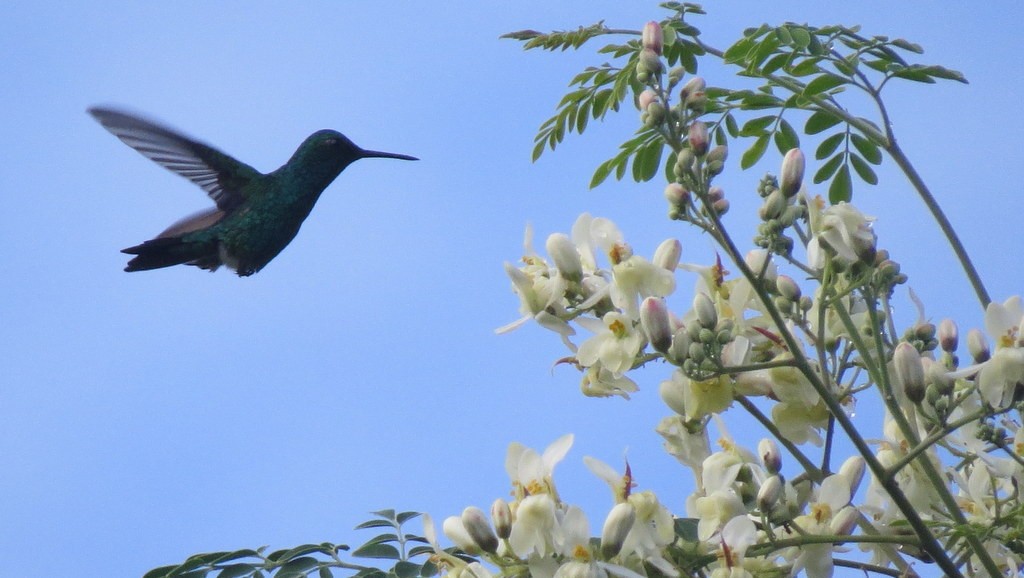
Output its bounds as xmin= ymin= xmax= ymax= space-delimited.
xmin=639 ymin=48 xmax=662 ymax=75
xmin=939 ymin=318 xmax=958 ymax=353
xmin=679 ymin=76 xmax=706 ymax=103
xmin=688 ymin=121 xmax=708 ymax=156
xmin=653 ymin=238 xmax=682 ymax=271
xmin=638 ymin=89 xmax=658 ymax=112
xmin=491 ymin=498 xmax=512 ymax=539
xmin=641 ymin=297 xmax=673 ymax=353
xmin=895 ymin=342 xmax=925 ymax=403
xmin=757 ymin=475 xmax=784 ymax=513
xmin=779 ymin=148 xmax=805 ymax=198
xmin=776 ymin=275 xmax=801 ymax=301
xmin=642 ymin=21 xmax=663 ymax=55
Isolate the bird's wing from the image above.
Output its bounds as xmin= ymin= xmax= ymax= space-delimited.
xmin=89 ymin=107 xmax=261 ymax=211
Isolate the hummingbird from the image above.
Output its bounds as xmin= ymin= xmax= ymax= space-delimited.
xmin=89 ymin=107 xmax=417 ymax=276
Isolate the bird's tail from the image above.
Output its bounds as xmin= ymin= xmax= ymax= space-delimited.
xmin=122 ymin=237 xmax=221 ymax=272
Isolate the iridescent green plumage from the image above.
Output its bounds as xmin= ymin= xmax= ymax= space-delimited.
xmin=89 ymin=107 xmax=416 ymax=276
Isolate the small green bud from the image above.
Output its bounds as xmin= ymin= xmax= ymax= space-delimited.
xmin=759 ymin=189 xmax=787 ymax=221
xmin=776 ymin=275 xmax=801 ymax=300
xmin=674 ymin=149 xmax=696 ymax=180
xmin=799 ymin=295 xmax=813 ymax=312
xmin=639 ymin=48 xmax=662 ymax=75
xmin=668 ymin=66 xmax=685 ymax=85
xmin=698 ymin=328 xmax=715 ymax=344
xmin=688 ymin=341 xmax=706 ymax=363
xmin=939 ymin=319 xmax=958 ymax=353
xmin=646 ymin=101 xmax=666 ymax=124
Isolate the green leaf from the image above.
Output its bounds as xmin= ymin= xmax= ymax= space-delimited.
xmin=749 ymin=34 xmax=781 ymax=69
xmin=761 ymin=52 xmax=790 ymax=75
xmin=740 ymin=115 xmax=775 ymax=136
xmin=850 ymin=133 xmax=882 ymax=164
xmin=725 ymin=114 xmax=739 ymax=138
xmin=217 ymin=564 xmax=257 ymax=578
xmin=211 ymin=551 xmax=261 ymax=565
xmin=355 ymin=520 xmax=396 ymax=530
xmin=352 ymin=543 xmax=402 ymax=560
xmin=891 ymin=38 xmax=924 ymax=53
xmin=394 ymin=561 xmax=422 ymax=578
xmin=789 ymin=26 xmax=811 ymax=48
xmin=632 ymin=139 xmax=664 ymax=183
xmin=850 ymin=154 xmax=878 ymax=185
xmin=740 ymin=134 xmax=770 ymax=169
xmin=775 ymin=118 xmax=799 ymax=152
xmin=590 ymin=158 xmax=615 ymax=189
xmin=144 ymin=566 xmax=179 ymax=578
xmin=280 ymin=558 xmax=319 ymax=574
xmin=814 ymin=152 xmax=844 ymax=184
xmin=319 ymin=568 xmax=334 ymax=578
xmin=789 ymin=57 xmax=822 ymax=77
xmin=815 ymin=132 xmax=845 ymax=160
xmin=805 ymin=110 xmax=842 ymax=135
xmin=803 ymin=73 xmax=847 ymax=97
xmin=361 ymin=534 xmax=400 ymax=546
xmin=890 ymin=66 xmax=936 ymax=84
xmin=829 ymin=163 xmax=853 ymax=203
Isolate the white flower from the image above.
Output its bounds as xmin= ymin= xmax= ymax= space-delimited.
xmin=806 ymin=200 xmax=876 ymax=268
xmin=506 ymin=434 xmax=573 ymax=501
xmin=576 ymin=312 xmax=645 ymax=377
xmin=977 ymin=296 xmax=1024 ymax=408
xmin=509 ymin=493 xmax=560 ymax=558
xmin=580 ymin=364 xmax=639 ymax=399
xmin=656 ymin=416 xmax=712 ymax=473
xmin=692 ymin=489 xmax=746 ymax=541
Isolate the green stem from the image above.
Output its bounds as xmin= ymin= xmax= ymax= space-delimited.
xmin=735 ymin=395 xmax=822 ymax=480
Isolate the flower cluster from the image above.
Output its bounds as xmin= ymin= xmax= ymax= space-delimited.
xmin=424 ymin=435 xmax=677 ymax=578
xmin=490 ymin=17 xmax=1024 ymax=578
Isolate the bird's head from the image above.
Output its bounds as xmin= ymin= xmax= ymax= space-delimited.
xmin=294 ymin=129 xmax=417 ymax=174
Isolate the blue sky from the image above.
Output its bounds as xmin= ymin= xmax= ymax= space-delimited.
xmin=1 ymin=2 xmax=1021 ymax=577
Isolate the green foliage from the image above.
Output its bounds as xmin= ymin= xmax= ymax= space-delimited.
xmin=504 ymin=3 xmax=966 ymax=201
xmin=142 ymin=511 xmax=435 ymax=578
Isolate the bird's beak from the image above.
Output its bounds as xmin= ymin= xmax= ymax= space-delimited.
xmin=360 ymin=149 xmax=418 ymax=161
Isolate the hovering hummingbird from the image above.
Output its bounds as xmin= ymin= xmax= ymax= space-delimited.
xmin=89 ymin=107 xmax=417 ymax=276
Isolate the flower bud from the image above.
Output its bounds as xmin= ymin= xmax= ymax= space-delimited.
xmin=776 ymin=275 xmax=801 ymax=301
xmin=600 ymin=502 xmax=636 ymax=558
xmin=693 ymin=293 xmax=717 ymax=328
xmin=674 ymin=149 xmax=696 ymax=180
xmin=830 ymin=505 xmax=859 ymax=536
xmin=461 ymin=506 xmax=498 ymax=553
xmin=642 ymin=21 xmax=663 ymax=55
xmin=664 ymin=183 xmax=689 ymax=208
xmin=668 ymin=327 xmax=691 ymax=365
xmin=638 ymin=89 xmax=658 ymax=112
xmin=779 ymin=148 xmax=805 ymax=198
xmin=639 ymin=48 xmax=662 ymax=76
xmin=707 ymin=186 xmax=725 ymax=203
xmin=641 ymin=297 xmax=673 ymax=353
xmin=758 ymin=438 xmax=781 ymax=474
xmin=967 ymin=328 xmax=990 ymax=363
xmin=688 ymin=121 xmax=709 ymax=156
xmin=759 ymin=189 xmax=787 ymax=221
xmin=443 ymin=516 xmax=480 ymax=554
xmin=680 ymin=76 xmax=706 ymax=104
xmin=838 ymin=456 xmax=866 ymax=496
xmin=712 ymin=198 xmax=730 ymax=215
xmin=939 ymin=319 xmax=958 ymax=353
xmin=653 ymin=238 xmax=682 ymax=271
xmin=546 ymin=233 xmax=582 ymax=282
xmin=491 ymin=498 xmax=512 ymax=539
xmin=894 ymin=342 xmax=925 ymax=403
xmin=757 ymin=475 xmax=784 ymax=513
xmin=644 ymin=102 xmax=666 ymax=127
xmin=668 ymin=66 xmax=685 ymax=85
